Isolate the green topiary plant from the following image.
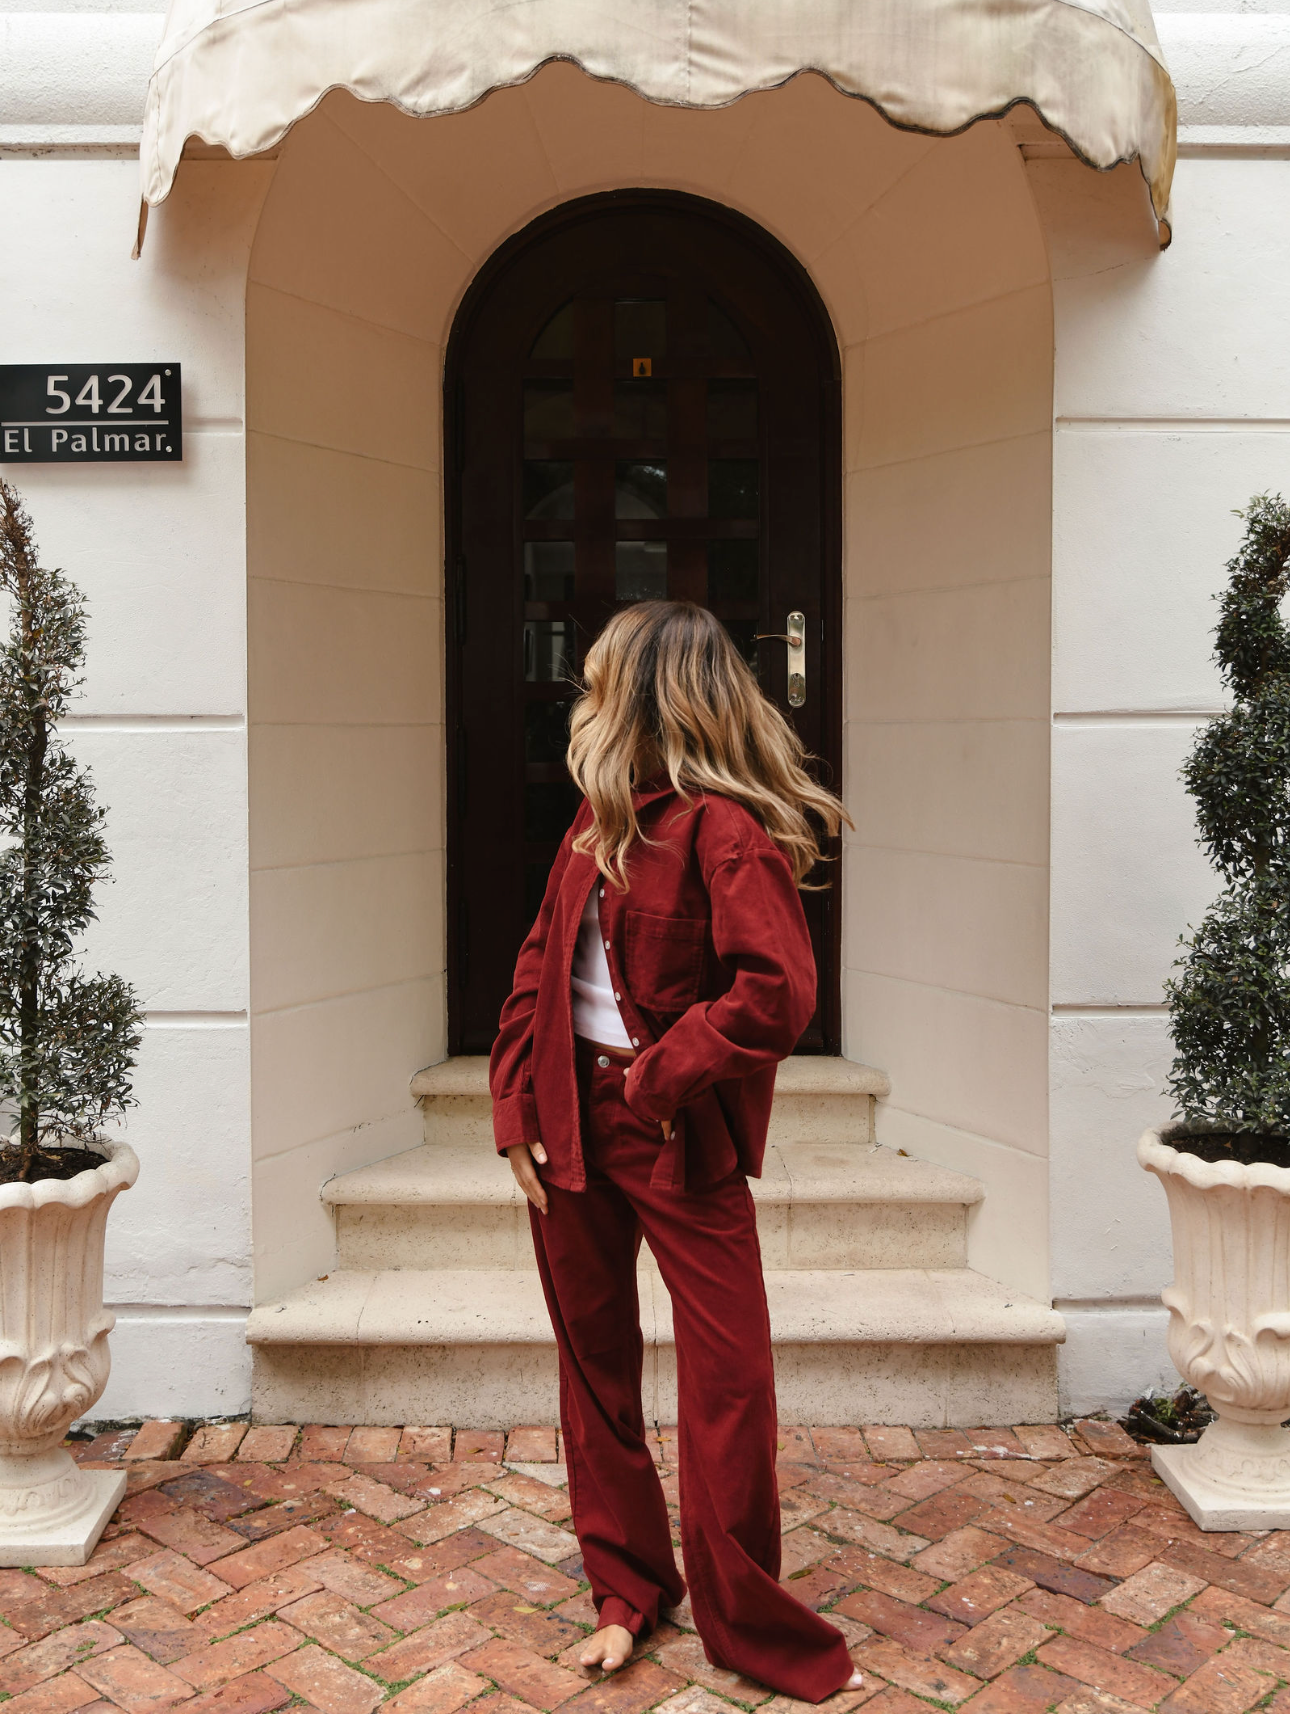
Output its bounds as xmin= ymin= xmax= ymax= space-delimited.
xmin=1166 ymin=493 xmax=1290 ymax=1149
xmin=0 ymin=479 xmax=143 ymax=1184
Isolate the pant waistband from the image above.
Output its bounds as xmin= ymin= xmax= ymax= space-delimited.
xmin=575 ymin=1036 xmax=684 ymax=1192
xmin=575 ymin=1036 xmax=636 ymax=1067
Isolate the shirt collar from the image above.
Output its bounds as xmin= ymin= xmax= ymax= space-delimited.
xmin=632 ymin=773 xmax=680 ymax=809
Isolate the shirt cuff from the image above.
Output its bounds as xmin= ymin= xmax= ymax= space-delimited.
xmin=492 ymin=1091 xmax=540 ymax=1155
xmin=623 ymin=1056 xmax=674 ymax=1124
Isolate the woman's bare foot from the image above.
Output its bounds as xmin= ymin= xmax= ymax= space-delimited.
xmin=580 ymin=1625 xmax=635 ymax=1673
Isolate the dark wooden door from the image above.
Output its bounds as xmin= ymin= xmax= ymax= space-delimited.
xmin=446 ymin=192 xmax=841 ymax=1055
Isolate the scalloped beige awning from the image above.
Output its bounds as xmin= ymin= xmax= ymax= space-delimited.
xmin=139 ymin=0 xmax=1175 ymax=224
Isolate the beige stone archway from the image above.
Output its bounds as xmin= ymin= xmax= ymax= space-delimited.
xmin=243 ymin=64 xmax=1055 ymax=1307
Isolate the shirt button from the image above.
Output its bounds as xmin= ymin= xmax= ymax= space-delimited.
xmin=604 ymin=939 xmax=611 ymax=950
xmin=614 ymin=991 xmax=622 ymax=1002
xmin=599 ymin=888 xmax=605 ymax=898
xmin=631 ymin=1037 xmax=640 ymax=1047
xmin=596 ymin=1055 xmax=610 ymax=1068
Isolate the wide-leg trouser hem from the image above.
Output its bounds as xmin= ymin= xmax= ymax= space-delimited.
xmin=528 ymin=1050 xmax=853 ymax=1702
xmin=532 ymin=1200 xmax=684 ymax=1639
xmin=598 ymin=1596 xmax=646 ymax=1636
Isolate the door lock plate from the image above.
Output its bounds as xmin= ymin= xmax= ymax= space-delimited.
xmin=786 ymin=610 xmax=806 ymax=707
xmin=757 ymin=612 xmax=807 ymax=707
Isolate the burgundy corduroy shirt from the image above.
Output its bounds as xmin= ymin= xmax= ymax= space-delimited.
xmin=489 ymin=783 xmax=816 ymax=1192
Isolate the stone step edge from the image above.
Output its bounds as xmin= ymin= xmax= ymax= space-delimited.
xmin=246 ymin=1267 xmax=1064 ymax=1348
xmin=411 ymin=1055 xmax=891 ymax=1101
xmin=323 ymin=1142 xmax=983 ymax=1208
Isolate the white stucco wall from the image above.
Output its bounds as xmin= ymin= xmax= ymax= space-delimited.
xmin=240 ymin=70 xmax=1056 ymax=1312
xmin=1041 ymin=0 xmax=1290 ymax=1412
xmin=841 ymin=125 xmax=1053 ymax=1303
xmin=2 ymin=0 xmax=1287 ymax=1421
xmin=0 ymin=144 xmax=272 ymax=1416
xmin=245 ymin=148 xmax=449 ymax=1300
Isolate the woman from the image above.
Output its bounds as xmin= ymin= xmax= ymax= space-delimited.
xmin=489 ymin=601 xmax=859 ymax=1702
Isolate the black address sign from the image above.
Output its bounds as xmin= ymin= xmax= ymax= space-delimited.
xmin=0 ymin=364 xmax=182 ymax=462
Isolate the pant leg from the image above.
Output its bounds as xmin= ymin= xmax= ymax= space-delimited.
xmin=625 ymin=1160 xmax=854 ymax=1702
xmin=528 ymin=1153 xmax=684 ymax=1636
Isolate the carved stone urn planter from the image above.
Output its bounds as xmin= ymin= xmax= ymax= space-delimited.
xmin=1139 ymin=1127 xmax=1290 ymax=1530
xmin=0 ymin=1142 xmax=138 ymax=1566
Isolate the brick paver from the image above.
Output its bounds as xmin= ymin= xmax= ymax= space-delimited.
xmin=384 ymin=1663 xmax=491 ymax=1714
xmin=109 ymin=1598 xmax=203 ymax=1666
xmin=306 ymin=1551 xmax=405 ymax=1607
xmin=205 ymin=1525 xmax=329 ymax=1589
xmin=0 ymin=1622 xmax=126 ymax=1694
xmin=1157 ymin=1652 xmax=1273 ymax=1712
xmin=472 ymin=1548 xmax=579 ymax=1607
xmin=38 ymin=1535 xmax=158 ymax=1592
xmin=326 ymin=1472 xmax=428 ymax=1525
xmin=1098 ymin=1561 xmax=1208 ymax=1625
xmin=367 ymin=1614 xmax=496 ymax=1685
xmin=943 ymin=1606 xmax=1048 ymax=1679
xmin=123 ymin=1426 xmax=187 ymax=1465
xmin=300 ymin=1426 xmax=353 ymax=1462
xmin=175 ymin=1672 xmax=289 ymax=1714
xmin=346 ymin=1428 xmax=403 ymax=1466
xmin=265 ymin=1642 xmax=385 ymax=1714
xmin=505 ymin=1429 xmax=558 ymax=1465
xmin=925 ymin=1565 xmax=1031 ymax=1626
xmin=170 ymin=1622 xmax=303 ymax=1691
xmin=183 ymin=1426 xmax=248 ymax=1467
xmin=276 ymin=1589 xmax=398 ymax=1659
xmin=8 ymin=1416 xmax=1289 ymax=1714
xmin=237 ymin=1428 xmax=297 ymax=1465
xmin=1 ymin=1573 xmax=141 ymax=1641
xmin=458 ymin=1637 xmax=586 ymax=1710
xmin=850 ymin=1638 xmax=976 ymax=1705
xmin=455 ymin=1433 xmax=507 ymax=1464
xmin=129 ymin=1552 xmax=233 ymax=1617
xmin=194 ymin=1564 xmax=323 ymax=1638
xmin=2 ymin=1672 xmax=103 ymax=1714
xmin=120 ymin=1496 xmax=244 ymax=1567
xmin=399 ymin=1429 xmax=454 ymax=1463
xmin=654 ymin=1635 xmax=772 ymax=1705
xmin=1036 ymin=1632 xmax=1176 ymax=1706
xmin=73 ymin=1641 xmax=196 ymax=1711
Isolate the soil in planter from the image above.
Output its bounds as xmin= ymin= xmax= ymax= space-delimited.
xmin=1165 ymin=1127 xmax=1290 ymax=1170
xmin=1121 ymin=1384 xmax=1215 ymax=1445
xmin=0 ymin=1142 xmax=109 ymax=1186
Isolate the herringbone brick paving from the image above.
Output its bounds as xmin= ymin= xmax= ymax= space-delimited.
xmin=4 ymin=1419 xmax=1290 ymax=1714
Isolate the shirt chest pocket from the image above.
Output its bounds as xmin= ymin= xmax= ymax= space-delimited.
xmin=624 ymin=911 xmax=707 ymax=1012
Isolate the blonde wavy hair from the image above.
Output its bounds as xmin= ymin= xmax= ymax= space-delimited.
xmin=567 ymin=601 xmax=851 ymax=889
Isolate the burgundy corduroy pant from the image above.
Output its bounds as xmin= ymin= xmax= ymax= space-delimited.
xmin=527 ymin=1042 xmax=853 ymax=1703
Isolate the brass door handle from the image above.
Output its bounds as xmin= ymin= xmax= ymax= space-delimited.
xmin=756 ymin=612 xmax=806 ymax=707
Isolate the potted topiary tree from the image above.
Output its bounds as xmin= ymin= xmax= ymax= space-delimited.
xmin=0 ymin=480 xmax=143 ymax=1565
xmin=1139 ymin=492 xmax=1290 ymax=1530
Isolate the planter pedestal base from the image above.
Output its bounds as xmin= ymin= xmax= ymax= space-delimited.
xmin=1152 ymin=1419 xmax=1290 ymax=1531
xmin=0 ymin=1450 xmax=126 ymax=1568
xmin=0 ymin=1143 xmax=139 ymax=1567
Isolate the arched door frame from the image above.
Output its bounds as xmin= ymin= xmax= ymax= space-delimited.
xmin=443 ymin=188 xmax=844 ymax=1053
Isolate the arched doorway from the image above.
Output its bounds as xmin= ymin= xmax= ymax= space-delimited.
xmin=445 ymin=191 xmax=842 ymax=1054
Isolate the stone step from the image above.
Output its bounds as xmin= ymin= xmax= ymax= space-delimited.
xmin=247 ymin=1265 xmax=1064 ymax=1428
xmin=325 ymin=1142 xmax=983 ymax=1272
xmin=410 ymin=1055 xmax=891 ymax=1148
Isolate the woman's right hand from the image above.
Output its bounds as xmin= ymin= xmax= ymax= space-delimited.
xmin=506 ymin=1142 xmax=549 ymax=1215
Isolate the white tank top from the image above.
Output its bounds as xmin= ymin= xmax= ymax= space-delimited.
xmin=571 ymin=885 xmax=633 ymax=1048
